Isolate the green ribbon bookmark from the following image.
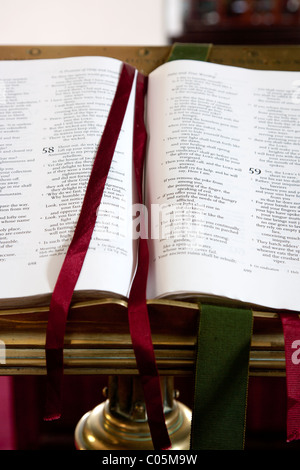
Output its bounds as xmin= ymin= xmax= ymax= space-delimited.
xmin=191 ymin=304 xmax=253 ymax=450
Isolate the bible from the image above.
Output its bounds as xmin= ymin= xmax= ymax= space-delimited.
xmin=0 ymin=54 xmax=300 ymax=312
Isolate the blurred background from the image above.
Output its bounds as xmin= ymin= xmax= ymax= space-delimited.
xmin=0 ymin=0 xmax=300 ymax=46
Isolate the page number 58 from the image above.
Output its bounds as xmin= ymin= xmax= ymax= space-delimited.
xmin=43 ymin=146 xmax=55 ymax=154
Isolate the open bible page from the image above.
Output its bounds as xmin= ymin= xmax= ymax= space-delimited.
xmin=145 ymin=59 xmax=300 ymax=311
xmin=0 ymin=56 xmax=136 ymax=305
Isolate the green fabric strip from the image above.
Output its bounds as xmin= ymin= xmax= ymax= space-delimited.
xmin=191 ymin=304 xmax=253 ymax=450
xmin=167 ymin=42 xmax=213 ymax=63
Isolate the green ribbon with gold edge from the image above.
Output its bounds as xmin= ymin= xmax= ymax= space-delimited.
xmin=167 ymin=42 xmax=213 ymax=63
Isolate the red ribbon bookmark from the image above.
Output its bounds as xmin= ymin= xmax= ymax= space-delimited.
xmin=280 ymin=312 xmax=300 ymax=442
xmin=44 ymin=62 xmax=136 ymax=421
xmin=44 ymin=62 xmax=170 ymax=451
xmin=128 ymin=72 xmax=171 ymax=450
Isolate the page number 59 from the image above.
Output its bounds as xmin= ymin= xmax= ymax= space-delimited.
xmin=249 ymin=167 xmax=261 ymax=175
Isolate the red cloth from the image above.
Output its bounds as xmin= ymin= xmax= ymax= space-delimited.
xmin=280 ymin=312 xmax=300 ymax=441
xmin=0 ymin=377 xmax=16 ymax=450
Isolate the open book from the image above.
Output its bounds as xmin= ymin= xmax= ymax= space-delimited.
xmin=0 ymin=55 xmax=300 ymax=311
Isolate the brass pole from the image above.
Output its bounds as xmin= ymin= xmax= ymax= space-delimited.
xmin=74 ymin=375 xmax=192 ymax=450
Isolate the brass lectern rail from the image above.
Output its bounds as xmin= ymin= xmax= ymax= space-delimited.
xmin=0 ymin=298 xmax=286 ymax=376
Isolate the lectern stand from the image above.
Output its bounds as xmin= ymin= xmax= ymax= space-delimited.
xmin=75 ymin=375 xmax=191 ymax=450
